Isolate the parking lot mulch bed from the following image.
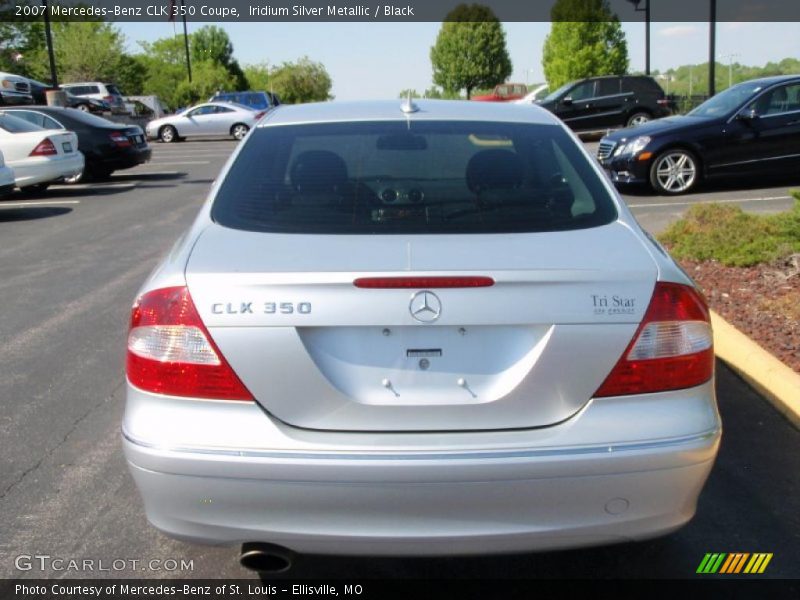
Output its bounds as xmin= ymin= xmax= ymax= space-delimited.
xmin=678 ymin=255 xmax=800 ymax=374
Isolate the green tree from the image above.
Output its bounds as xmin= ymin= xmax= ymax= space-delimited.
xmin=542 ymin=0 xmax=629 ymax=89
xmin=429 ymin=4 xmax=512 ymax=99
xmin=173 ymin=60 xmax=238 ymax=107
xmin=24 ymin=22 xmax=130 ymax=85
xmin=0 ymin=21 xmax=44 ymax=77
xmin=191 ymin=25 xmax=246 ymax=90
xmin=268 ymin=57 xmax=333 ymax=104
xmin=243 ymin=62 xmax=271 ymax=91
xmin=137 ymin=36 xmax=189 ymax=109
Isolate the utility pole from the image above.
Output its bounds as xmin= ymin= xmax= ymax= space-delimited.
xmin=709 ymin=0 xmax=717 ymax=96
xmin=626 ymin=0 xmax=651 ymax=75
xmin=180 ymin=0 xmax=192 ymax=82
xmin=722 ymin=53 xmax=740 ymax=89
xmin=41 ymin=0 xmax=57 ymax=86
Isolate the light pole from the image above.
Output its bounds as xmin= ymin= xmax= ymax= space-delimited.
xmin=41 ymin=0 xmax=57 ymax=86
xmin=626 ymin=0 xmax=650 ymax=75
xmin=709 ymin=0 xmax=717 ymax=96
xmin=722 ymin=53 xmax=740 ymax=89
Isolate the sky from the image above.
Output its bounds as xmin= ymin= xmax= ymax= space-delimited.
xmin=117 ymin=21 xmax=800 ymax=100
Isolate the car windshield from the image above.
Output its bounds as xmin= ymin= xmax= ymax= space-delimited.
xmin=688 ymin=81 xmax=769 ymax=117
xmin=0 ymin=112 xmax=44 ymax=133
xmin=212 ymin=120 xmax=618 ymax=235
xmin=540 ymin=82 xmax=574 ymax=104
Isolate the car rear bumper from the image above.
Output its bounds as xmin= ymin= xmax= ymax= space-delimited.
xmin=123 ymin=380 xmax=721 ymax=555
xmin=95 ymin=146 xmax=151 ymax=171
xmin=11 ymin=152 xmax=84 ymax=187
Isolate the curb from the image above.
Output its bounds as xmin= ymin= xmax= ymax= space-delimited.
xmin=711 ymin=310 xmax=800 ymax=429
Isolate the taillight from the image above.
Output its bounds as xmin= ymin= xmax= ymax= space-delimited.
xmin=657 ymin=99 xmax=670 ymax=106
xmin=594 ymin=282 xmax=714 ymax=397
xmin=29 ymin=138 xmax=57 ymax=156
xmin=126 ymin=286 xmax=253 ymax=401
xmin=103 ymin=95 xmax=114 ymax=103
xmin=109 ymin=132 xmax=132 ymax=147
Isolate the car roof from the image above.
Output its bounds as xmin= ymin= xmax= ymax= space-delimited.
xmin=741 ymin=74 xmax=800 ymax=86
xmin=260 ymin=99 xmax=561 ymax=127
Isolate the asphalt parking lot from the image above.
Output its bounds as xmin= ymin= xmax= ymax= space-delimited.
xmin=1 ymin=139 xmax=798 ymax=580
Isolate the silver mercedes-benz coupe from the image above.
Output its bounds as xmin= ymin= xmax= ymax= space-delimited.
xmin=123 ymin=100 xmax=720 ymax=568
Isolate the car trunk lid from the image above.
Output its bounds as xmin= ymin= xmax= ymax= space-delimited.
xmin=185 ymin=221 xmax=658 ymax=431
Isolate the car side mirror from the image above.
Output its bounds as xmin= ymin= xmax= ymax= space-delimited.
xmin=562 ymin=96 xmax=573 ymax=106
xmin=737 ymin=108 xmax=759 ymax=122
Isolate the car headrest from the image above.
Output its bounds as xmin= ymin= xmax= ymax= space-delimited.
xmin=290 ymin=150 xmax=348 ymax=193
xmin=466 ymin=149 xmax=524 ymax=193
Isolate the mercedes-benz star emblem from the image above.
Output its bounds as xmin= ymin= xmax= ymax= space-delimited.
xmin=409 ymin=291 xmax=442 ymax=323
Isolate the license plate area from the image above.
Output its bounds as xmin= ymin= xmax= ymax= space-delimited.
xmin=62 ymin=142 xmax=72 ymax=153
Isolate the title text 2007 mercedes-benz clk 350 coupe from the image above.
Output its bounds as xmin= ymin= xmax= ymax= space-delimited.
xmin=123 ymin=100 xmax=720 ymax=571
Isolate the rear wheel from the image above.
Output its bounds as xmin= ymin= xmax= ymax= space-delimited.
xmin=76 ymin=103 xmax=91 ymax=112
xmin=231 ymin=123 xmax=249 ymax=141
xmin=159 ymin=125 xmax=178 ymax=143
xmin=627 ymin=111 xmax=652 ymax=127
xmin=19 ymin=183 xmax=50 ymax=195
xmin=649 ymin=149 xmax=699 ymax=195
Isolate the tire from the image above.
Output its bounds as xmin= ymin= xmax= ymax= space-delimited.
xmin=649 ymin=149 xmax=700 ymax=195
xmin=76 ymin=104 xmax=90 ymax=112
xmin=627 ymin=111 xmax=652 ymax=127
xmin=19 ymin=182 xmax=50 ymax=195
xmin=231 ymin=123 xmax=249 ymax=141
xmin=86 ymin=166 xmax=114 ymax=181
xmin=159 ymin=125 xmax=178 ymax=143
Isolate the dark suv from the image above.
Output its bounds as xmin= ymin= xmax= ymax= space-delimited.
xmin=538 ymin=75 xmax=672 ymax=132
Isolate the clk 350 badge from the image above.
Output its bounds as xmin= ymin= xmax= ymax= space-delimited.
xmin=211 ymin=302 xmax=312 ymax=315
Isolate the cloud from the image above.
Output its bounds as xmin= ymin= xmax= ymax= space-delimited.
xmin=658 ymin=25 xmax=701 ymax=38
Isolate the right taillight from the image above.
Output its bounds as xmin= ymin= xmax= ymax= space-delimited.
xmin=594 ymin=282 xmax=714 ymax=397
xmin=109 ymin=132 xmax=132 ymax=147
xmin=126 ymin=286 xmax=253 ymax=401
xmin=29 ymin=138 xmax=57 ymax=157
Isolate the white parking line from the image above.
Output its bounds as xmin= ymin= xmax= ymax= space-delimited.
xmin=51 ymin=183 xmax=137 ymax=190
xmin=628 ymin=195 xmax=793 ymax=209
xmin=0 ymin=200 xmax=80 ymax=208
xmin=137 ymin=161 xmax=210 ymax=166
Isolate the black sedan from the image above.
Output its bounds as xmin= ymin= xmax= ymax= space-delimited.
xmin=598 ymin=75 xmax=800 ymax=194
xmin=0 ymin=106 xmax=150 ymax=181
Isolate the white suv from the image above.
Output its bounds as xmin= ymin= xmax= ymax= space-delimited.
xmin=60 ymin=82 xmax=127 ymax=114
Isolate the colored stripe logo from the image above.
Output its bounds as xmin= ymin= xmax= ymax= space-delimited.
xmin=697 ymin=553 xmax=773 ymax=574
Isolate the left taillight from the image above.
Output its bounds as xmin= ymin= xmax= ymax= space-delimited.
xmin=109 ymin=131 xmax=132 ymax=147
xmin=29 ymin=138 xmax=57 ymax=156
xmin=126 ymin=286 xmax=254 ymax=401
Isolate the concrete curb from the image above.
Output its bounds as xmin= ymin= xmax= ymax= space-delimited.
xmin=711 ymin=310 xmax=800 ymax=428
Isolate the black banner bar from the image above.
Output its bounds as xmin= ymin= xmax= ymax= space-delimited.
xmin=5 ymin=0 xmax=800 ymax=22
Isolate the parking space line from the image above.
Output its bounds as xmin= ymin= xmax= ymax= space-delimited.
xmin=0 ymin=200 xmax=80 ymax=208
xmin=138 ymin=161 xmax=210 ymax=166
xmin=51 ymin=183 xmax=137 ymax=190
xmin=628 ymin=195 xmax=793 ymax=209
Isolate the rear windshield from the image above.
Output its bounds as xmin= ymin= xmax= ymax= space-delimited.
xmin=0 ymin=112 xmax=44 ymax=133
xmin=212 ymin=120 xmax=618 ymax=234
xmin=54 ymin=109 xmax=115 ymax=128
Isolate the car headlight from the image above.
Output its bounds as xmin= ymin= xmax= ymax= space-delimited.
xmin=613 ymin=136 xmax=651 ymax=157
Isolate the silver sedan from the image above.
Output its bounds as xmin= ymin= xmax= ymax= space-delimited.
xmin=145 ymin=101 xmax=264 ymax=142
xmin=123 ymin=99 xmax=720 ymax=573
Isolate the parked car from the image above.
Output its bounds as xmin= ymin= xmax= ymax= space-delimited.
xmin=0 ymin=71 xmax=34 ymax=106
xmin=145 ymin=102 xmax=265 ymax=142
xmin=472 ymin=83 xmax=528 ymax=102
xmin=0 ymin=149 xmax=15 ymax=198
xmin=513 ymin=83 xmax=550 ymax=105
xmin=538 ymin=75 xmax=672 ymax=132
xmin=60 ymin=82 xmax=127 ymax=114
xmin=1 ymin=106 xmax=150 ymax=181
xmin=0 ymin=112 xmax=83 ymax=191
xmin=209 ymin=90 xmax=280 ymax=111
xmin=598 ymin=75 xmax=800 ymax=194
xmin=25 ymin=78 xmax=110 ymax=114
xmin=123 ymin=99 xmax=720 ymax=568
